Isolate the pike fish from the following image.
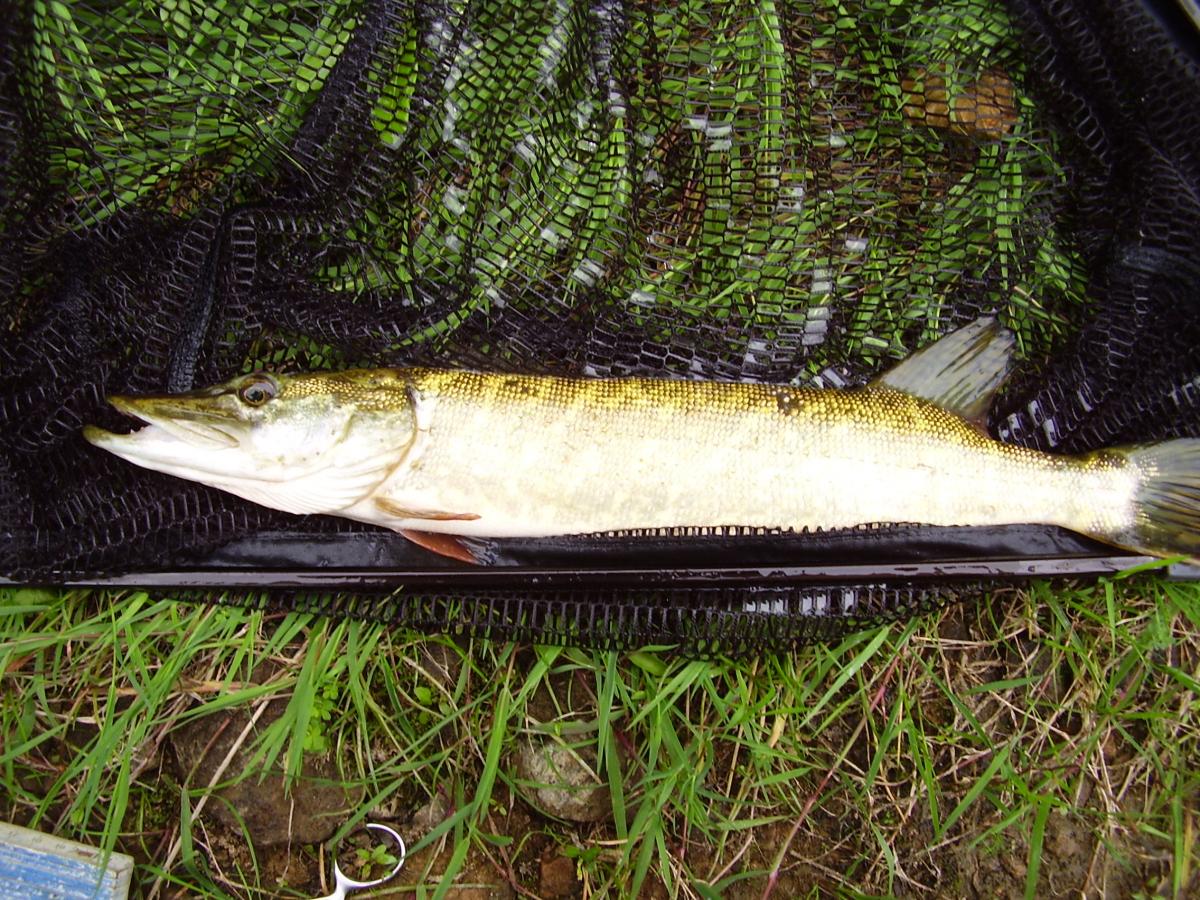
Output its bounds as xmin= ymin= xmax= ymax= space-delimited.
xmin=83 ymin=319 xmax=1200 ymax=564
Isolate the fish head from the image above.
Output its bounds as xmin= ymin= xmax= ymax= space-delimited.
xmin=83 ymin=369 xmax=418 ymax=515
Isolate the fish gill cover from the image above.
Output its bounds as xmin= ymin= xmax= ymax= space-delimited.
xmin=1 ymin=0 xmax=1198 ymax=649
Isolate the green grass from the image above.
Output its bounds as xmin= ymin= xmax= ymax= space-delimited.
xmin=2 ymin=577 xmax=1197 ymax=897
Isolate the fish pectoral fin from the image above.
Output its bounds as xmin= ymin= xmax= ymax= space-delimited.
xmin=374 ymin=497 xmax=481 ymax=521
xmin=399 ymin=529 xmax=487 ymax=564
xmin=872 ymin=315 xmax=1015 ymax=426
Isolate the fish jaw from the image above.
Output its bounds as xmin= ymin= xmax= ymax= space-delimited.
xmin=84 ymin=391 xmax=259 ymax=482
xmin=83 ymin=419 xmax=273 ymax=490
xmin=106 ymin=392 xmax=239 ymax=445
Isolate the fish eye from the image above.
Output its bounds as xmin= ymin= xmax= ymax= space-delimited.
xmin=238 ymin=376 xmax=278 ymax=406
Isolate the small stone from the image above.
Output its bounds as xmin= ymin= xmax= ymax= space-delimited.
xmin=409 ymin=788 xmax=453 ymax=832
xmin=539 ymin=851 xmax=578 ymax=899
xmin=416 ymin=641 xmax=463 ymax=692
xmin=513 ymin=739 xmax=612 ymax=824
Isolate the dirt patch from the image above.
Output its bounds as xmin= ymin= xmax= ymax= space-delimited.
xmin=719 ymin=815 xmax=856 ymax=899
xmin=941 ymin=807 xmax=1170 ymax=900
xmin=170 ymin=700 xmax=363 ymax=848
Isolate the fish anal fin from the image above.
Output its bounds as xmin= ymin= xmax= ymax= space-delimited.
xmin=400 ymin=529 xmax=485 ymax=564
xmin=375 ymin=496 xmax=481 ymax=521
xmin=871 ymin=316 xmax=1015 ymax=424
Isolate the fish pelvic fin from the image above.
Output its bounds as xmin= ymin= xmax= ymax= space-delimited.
xmin=1106 ymin=439 xmax=1200 ymax=563
xmin=873 ymin=316 xmax=1015 ymax=427
xmin=400 ymin=529 xmax=488 ymax=564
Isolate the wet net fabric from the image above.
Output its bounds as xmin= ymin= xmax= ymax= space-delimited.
xmin=2 ymin=0 xmax=1198 ymax=648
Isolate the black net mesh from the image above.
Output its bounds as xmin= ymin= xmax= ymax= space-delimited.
xmin=194 ymin=579 xmax=964 ymax=655
xmin=2 ymin=0 xmax=1198 ymax=649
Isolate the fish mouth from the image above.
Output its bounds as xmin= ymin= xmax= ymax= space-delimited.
xmin=85 ymin=394 xmax=241 ymax=450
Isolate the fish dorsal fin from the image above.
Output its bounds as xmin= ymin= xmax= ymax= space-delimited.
xmin=871 ymin=316 xmax=1015 ymax=425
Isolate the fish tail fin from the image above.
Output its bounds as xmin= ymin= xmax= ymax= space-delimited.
xmin=1111 ymin=439 xmax=1200 ymax=563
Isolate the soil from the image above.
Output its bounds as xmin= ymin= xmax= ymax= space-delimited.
xmin=937 ymin=806 xmax=1171 ymax=900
